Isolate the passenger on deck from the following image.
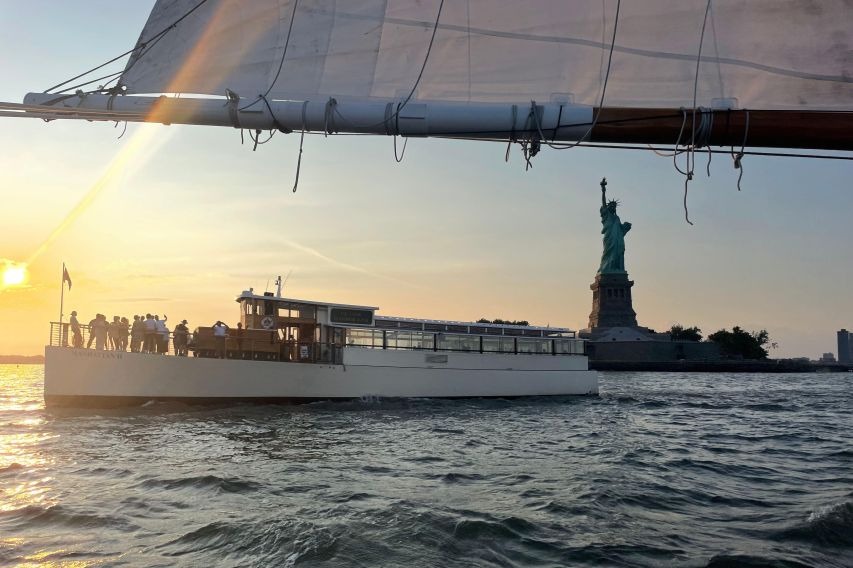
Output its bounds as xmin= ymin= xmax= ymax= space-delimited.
xmin=130 ymin=315 xmax=143 ymax=352
xmin=233 ymin=322 xmax=244 ymax=359
xmin=69 ymin=310 xmax=83 ymax=348
xmin=173 ymin=320 xmax=189 ymax=356
xmin=92 ymin=314 xmax=108 ymax=351
xmin=143 ymin=314 xmax=157 ymax=353
xmin=119 ymin=317 xmax=130 ymax=351
xmin=155 ymin=315 xmax=169 ymax=354
xmin=86 ymin=315 xmax=98 ymax=348
xmin=109 ymin=316 xmax=121 ymax=350
xmin=212 ymin=321 xmax=228 ymax=358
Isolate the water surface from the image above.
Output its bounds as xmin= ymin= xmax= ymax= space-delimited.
xmin=1 ymin=365 xmax=851 ymax=567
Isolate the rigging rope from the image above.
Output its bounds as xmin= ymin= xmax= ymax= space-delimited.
xmin=677 ymin=0 xmax=713 ymax=225
xmin=394 ymin=135 xmax=409 ymax=163
xmin=45 ymin=0 xmax=212 ymax=95
xmin=334 ymin=0 xmax=445 ymax=134
xmin=538 ymin=0 xmax=621 ymax=151
xmin=292 ymin=100 xmax=310 ymax=193
xmin=239 ymin=0 xmax=300 ymax=112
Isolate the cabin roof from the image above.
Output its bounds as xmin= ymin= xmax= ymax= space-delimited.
xmin=236 ymin=291 xmax=378 ymax=311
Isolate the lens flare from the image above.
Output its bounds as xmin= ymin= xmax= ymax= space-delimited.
xmin=1 ymin=262 xmax=28 ymax=288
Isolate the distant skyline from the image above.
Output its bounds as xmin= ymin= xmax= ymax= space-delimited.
xmin=1 ymin=1 xmax=851 ymax=358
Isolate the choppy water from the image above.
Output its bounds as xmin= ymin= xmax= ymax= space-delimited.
xmin=1 ymin=365 xmax=851 ymax=567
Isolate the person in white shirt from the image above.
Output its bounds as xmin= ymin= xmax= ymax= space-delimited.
xmin=143 ymin=313 xmax=157 ymax=353
xmin=212 ymin=320 xmax=228 ymax=358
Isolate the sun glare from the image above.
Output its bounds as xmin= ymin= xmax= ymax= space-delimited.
xmin=1 ymin=263 xmax=27 ymax=288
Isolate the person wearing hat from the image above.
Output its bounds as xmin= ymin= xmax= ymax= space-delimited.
xmin=69 ymin=310 xmax=83 ymax=348
xmin=174 ymin=319 xmax=189 ymax=357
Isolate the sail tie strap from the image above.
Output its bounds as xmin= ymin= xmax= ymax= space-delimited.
xmin=260 ymin=94 xmax=290 ymax=133
xmin=324 ymin=98 xmax=338 ymax=136
xmin=224 ymin=89 xmax=241 ymax=129
xmin=731 ymin=110 xmax=750 ymax=191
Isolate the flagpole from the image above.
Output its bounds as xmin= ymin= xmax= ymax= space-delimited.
xmin=59 ymin=262 xmax=65 ymax=326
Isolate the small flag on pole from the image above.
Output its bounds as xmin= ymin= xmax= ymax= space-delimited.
xmin=63 ymin=264 xmax=72 ymax=290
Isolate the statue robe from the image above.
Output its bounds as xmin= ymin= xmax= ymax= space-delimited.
xmin=599 ymin=205 xmax=631 ymax=274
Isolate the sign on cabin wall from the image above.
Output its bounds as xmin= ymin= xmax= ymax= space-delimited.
xmin=330 ymin=308 xmax=374 ymax=326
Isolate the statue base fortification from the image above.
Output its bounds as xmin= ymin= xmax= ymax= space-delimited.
xmin=587 ymin=272 xmax=638 ymax=329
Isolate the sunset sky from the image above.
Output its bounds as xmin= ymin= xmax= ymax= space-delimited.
xmin=1 ymin=1 xmax=851 ymax=358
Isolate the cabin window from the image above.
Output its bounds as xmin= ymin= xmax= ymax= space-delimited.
xmin=554 ymin=339 xmax=583 ymax=354
xmin=436 ymin=334 xmax=460 ymax=351
xmin=387 ymin=331 xmax=413 ymax=350
xmin=518 ymin=338 xmax=551 ymax=354
xmin=436 ymin=334 xmax=477 ymax=352
xmin=411 ymin=331 xmax=434 ymax=350
xmin=347 ymin=329 xmax=383 ymax=348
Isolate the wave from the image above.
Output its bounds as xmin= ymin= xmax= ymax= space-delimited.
xmin=157 ymin=519 xmax=338 ymax=565
xmin=743 ymin=403 xmax=799 ymax=412
xmin=0 ymin=462 xmax=24 ymax=474
xmin=136 ymin=474 xmax=263 ymax=494
xmin=704 ymin=553 xmax=814 ymax=567
xmin=441 ymin=472 xmax=487 ymax=484
xmin=403 ymin=455 xmax=446 ymax=464
xmin=1 ymin=504 xmax=136 ymax=531
xmin=770 ymin=501 xmax=853 ymax=548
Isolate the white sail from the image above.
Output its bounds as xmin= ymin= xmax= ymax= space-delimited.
xmin=120 ymin=0 xmax=853 ymax=110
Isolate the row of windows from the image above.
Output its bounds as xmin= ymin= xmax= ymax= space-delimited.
xmin=374 ymin=318 xmax=563 ymax=337
xmin=346 ymin=329 xmax=583 ymax=355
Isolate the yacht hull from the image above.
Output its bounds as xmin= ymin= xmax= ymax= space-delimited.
xmin=44 ymin=346 xmax=598 ymax=407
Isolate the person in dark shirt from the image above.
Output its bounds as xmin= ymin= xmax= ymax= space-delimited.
xmin=130 ymin=315 xmax=144 ymax=353
xmin=108 ymin=316 xmax=121 ymax=350
xmin=173 ymin=320 xmax=189 ymax=356
xmin=233 ymin=322 xmax=245 ymax=359
xmin=86 ymin=316 xmax=97 ymax=348
xmin=69 ymin=311 xmax=83 ymax=348
xmin=119 ymin=317 xmax=130 ymax=351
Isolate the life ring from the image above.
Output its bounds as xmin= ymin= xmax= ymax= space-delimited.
xmin=261 ymin=316 xmax=274 ymax=329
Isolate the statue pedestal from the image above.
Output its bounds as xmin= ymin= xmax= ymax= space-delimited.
xmin=587 ymin=272 xmax=638 ymax=329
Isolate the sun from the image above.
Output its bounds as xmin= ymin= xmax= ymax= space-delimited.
xmin=1 ymin=263 xmax=28 ymax=288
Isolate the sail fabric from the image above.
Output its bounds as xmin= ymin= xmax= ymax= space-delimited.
xmin=121 ymin=0 xmax=853 ymax=110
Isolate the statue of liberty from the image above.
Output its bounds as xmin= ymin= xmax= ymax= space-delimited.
xmin=598 ymin=178 xmax=631 ymax=274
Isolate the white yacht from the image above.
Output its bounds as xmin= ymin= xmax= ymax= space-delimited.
xmin=44 ymin=287 xmax=598 ymax=407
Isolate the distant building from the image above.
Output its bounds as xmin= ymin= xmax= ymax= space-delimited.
xmin=838 ymin=329 xmax=851 ymax=364
xmin=818 ymin=352 xmax=837 ymax=363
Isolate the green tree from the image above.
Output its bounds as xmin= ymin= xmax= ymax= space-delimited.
xmin=477 ymin=318 xmax=529 ymax=326
xmin=669 ymin=324 xmax=703 ymax=342
xmin=708 ymin=326 xmax=770 ymax=360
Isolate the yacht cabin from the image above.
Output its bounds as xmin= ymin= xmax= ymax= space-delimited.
xmin=235 ymin=289 xmax=584 ymax=363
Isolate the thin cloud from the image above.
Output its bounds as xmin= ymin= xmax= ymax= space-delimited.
xmin=281 ymin=239 xmax=423 ymax=290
